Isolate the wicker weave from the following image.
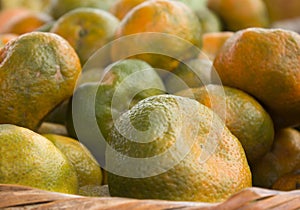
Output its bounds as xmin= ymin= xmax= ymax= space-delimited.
xmin=0 ymin=184 xmax=300 ymax=209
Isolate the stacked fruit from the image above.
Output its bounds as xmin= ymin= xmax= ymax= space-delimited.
xmin=0 ymin=0 xmax=299 ymax=203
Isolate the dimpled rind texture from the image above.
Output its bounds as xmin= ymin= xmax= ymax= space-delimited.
xmin=0 ymin=32 xmax=81 ymax=130
xmin=107 ymin=95 xmax=251 ymax=203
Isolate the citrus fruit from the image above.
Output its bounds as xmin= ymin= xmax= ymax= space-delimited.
xmin=0 ymin=32 xmax=81 ymax=130
xmin=35 ymin=20 xmax=55 ymax=32
xmin=0 ymin=124 xmax=78 ymax=194
xmin=272 ymin=170 xmax=300 ymax=191
xmin=111 ymin=0 xmax=215 ymax=33
xmin=195 ymin=7 xmax=222 ymax=34
xmin=49 ymin=0 xmax=117 ymax=19
xmin=176 ymin=1 xmax=222 ymax=34
xmin=200 ymin=31 xmax=234 ymax=60
xmin=43 ymin=134 xmax=103 ymax=196
xmin=110 ymin=0 xmax=148 ymax=20
xmin=50 ymin=8 xmax=119 ymax=65
xmin=0 ymin=33 xmax=18 ymax=48
xmin=213 ymin=28 xmax=300 ymax=128
xmin=110 ymin=0 xmax=210 ymax=23
xmin=262 ymin=0 xmax=300 ymax=23
xmin=38 ymin=122 xmax=68 ymax=136
xmin=207 ymin=0 xmax=269 ymax=31
xmin=0 ymin=11 xmax=52 ymax=34
xmin=164 ymin=58 xmax=212 ymax=93
xmin=67 ymin=59 xmax=165 ymax=140
xmin=176 ymin=85 xmax=274 ymax=164
xmin=0 ymin=8 xmax=30 ymax=31
xmin=252 ymin=128 xmax=300 ymax=188
xmin=75 ymin=67 xmax=103 ymax=86
xmin=111 ymin=0 xmax=202 ymax=72
xmin=44 ymin=67 xmax=104 ymax=127
xmin=44 ymin=67 xmax=103 ymax=126
xmin=0 ymin=0 xmax=52 ymax=12
xmin=95 ymin=59 xmax=165 ymax=138
xmin=176 ymin=0 xmax=207 ymax=9
xmin=107 ymin=94 xmax=251 ymax=202
xmin=175 ymin=1 xmax=221 ymax=34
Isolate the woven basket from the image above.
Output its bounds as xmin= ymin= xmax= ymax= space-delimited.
xmin=1 ymin=15 xmax=300 ymax=210
xmin=1 ymin=184 xmax=300 ymax=209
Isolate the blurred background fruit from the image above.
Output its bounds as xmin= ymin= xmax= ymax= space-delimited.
xmin=0 ymin=8 xmax=30 ymax=31
xmin=0 ymin=32 xmax=81 ymax=130
xmin=272 ymin=170 xmax=300 ymax=191
xmin=176 ymin=85 xmax=274 ymax=164
xmin=48 ymin=0 xmax=117 ymax=19
xmin=213 ymin=28 xmax=300 ymax=129
xmin=43 ymin=134 xmax=103 ymax=197
xmin=200 ymin=31 xmax=234 ymax=60
xmin=176 ymin=0 xmax=222 ymax=33
xmin=176 ymin=0 xmax=207 ymax=9
xmin=107 ymin=95 xmax=251 ymax=202
xmin=252 ymin=128 xmax=300 ymax=188
xmin=262 ymin=0 xmax=300 ymax=23
xmin=207 ymin=0 xmax=269 ymax=31
xmin=0 ymin=33 xmax=18 ymax=48
xmin=0 ymin=0 xmax=51 ymax=12
xmin=110 ymin=0 xmax=148 ymax=20
xmin=0 ymin=124 xmax=78 ymax=194
xmin=111 ymin=0 xmax=221 ymax=34
xmin=50 ymin=8 xmax=119 ymax=65
xmin=0 ymin=11 xmax=52 ymax=34
xmin=195 ymin=7 xmax=222 ymax=33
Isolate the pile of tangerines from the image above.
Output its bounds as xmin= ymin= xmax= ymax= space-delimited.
xmin=0 ymin=0 xmax=299 ymax=203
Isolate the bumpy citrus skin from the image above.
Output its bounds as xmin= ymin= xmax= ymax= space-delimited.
xmin=111 ymin=0 xmax=209 ymax=25
xmin=176 ymin=85 xmax=274 ymax=164
xmin=50 ymin=8 xmax=119 ymax=65
xmin=213 ymin=28 xmax=300 ymax=128
xmin=43 ymin=134 xmax=102 ymax=196
xmin=107 ymin=95 xmax=251 ymax=203
xmin=0 ymin=124 xmax=78 ymax=194
xmin=111 ymin=0 xmax=202 ymax=71
xmin=0 ymin=32 xmax=81 ymax=131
